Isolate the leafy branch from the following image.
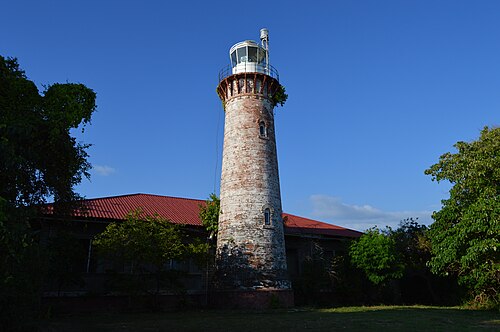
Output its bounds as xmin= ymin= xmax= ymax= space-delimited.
xmin=272 ymin=84 xmax=288 ymax=107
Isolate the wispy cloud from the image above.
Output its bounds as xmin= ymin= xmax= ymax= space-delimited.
xmin=310 ymin=194 xmax=433 ymax=232
xmin=93 ymin=165 xmax=116 ymax=176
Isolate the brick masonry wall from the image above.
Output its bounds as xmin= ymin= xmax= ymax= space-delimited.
xmin=216 ymin=74 xmax=290 ymax=290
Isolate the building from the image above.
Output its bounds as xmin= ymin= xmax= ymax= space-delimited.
xmin=38 ymin=193 xmax=361 ymax=308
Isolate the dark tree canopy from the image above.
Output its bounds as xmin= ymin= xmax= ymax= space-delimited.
xmin=0 ymin=55 xmax=96 ymax=208
xmin=425 ymin=126 xmax=500 ymax=307
xmin=0 ymin=55 xmax=96 ymax=329
xmin=391 ymin=218 xmax=431 ymax=271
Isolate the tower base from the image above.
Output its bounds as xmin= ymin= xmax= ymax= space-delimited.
xmin=209 ymin=289 xmax=294 ymax=309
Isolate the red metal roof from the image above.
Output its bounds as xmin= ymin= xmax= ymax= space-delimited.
xmin=44 ymin=193 xmax=361 ymax=238
xmin=283 ymin=213 xmax=362 ymax=238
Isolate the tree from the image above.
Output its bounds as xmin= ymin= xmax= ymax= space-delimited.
xmin=198 ymin=193 xmax=220 ymax=239
xmin=349 ymin=227 xmax=404 ymax=285
xmin=391 ymin=218 xmax=430 ymax=272
xmin=93 ymin=210 xmax=208 ymax=300
xmin=391 ymin=219 xmax=447 ymax=305
xmin=0 ymin=55 xmax=96 ymax=329
xmin=349 ymin=220 xmax=460 ymax=305
xmin=425 ymin=127 xmax=500 ymax=308
xmin=0 ymin=56 xmax=96 ymax=208
xmin=272 ymin=84 xmax=288 ymax=107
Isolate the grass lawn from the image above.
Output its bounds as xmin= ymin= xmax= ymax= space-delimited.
xmin=41 ymin=306 xmax=499 ymax=331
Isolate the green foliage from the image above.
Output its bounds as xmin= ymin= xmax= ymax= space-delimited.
xmin=0 ymin=55 xmax=96 ymax=329
xmin=272 ymin=84 xmax=288 ymax=107
xmin=425 ymin=126 xmax=500 ymax=308
xmin=348 ymin=220 xmax=460 ymax=305
xmin=199 ymin=193 xmax=220 ymax=238
xmin=350 ymin=227 xmax=404 ymax=285
xmin=392 ymin=218 xmax=431 ymax=271
xmin=0 ymin=55 xmax=96 ymax=207
xmin=93 ymin=209 xmax=208 ymax=296
xmin=94 ymin=210 xmax=186 ymax=270
xmin=187 ymin=237 xmax=211 ymax=268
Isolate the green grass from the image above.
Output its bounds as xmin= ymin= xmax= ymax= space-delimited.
xmin=41 ymin=306 xmax=499 ymax=332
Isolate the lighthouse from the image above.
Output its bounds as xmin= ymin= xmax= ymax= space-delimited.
xmin=215 ymin=29 xmax=292 ymax=306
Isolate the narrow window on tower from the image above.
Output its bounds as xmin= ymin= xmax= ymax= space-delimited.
xmin=259 ymin=121 xmax=268 ymax=138
xmin=264 ymin=208 xmax=271 ymax=225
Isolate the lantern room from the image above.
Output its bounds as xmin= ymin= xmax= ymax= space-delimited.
xmin=229 ymin=30 xmax=269 ymax=75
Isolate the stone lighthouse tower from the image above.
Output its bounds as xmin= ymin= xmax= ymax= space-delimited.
xmin=215 ymin=29 xmax=292 ymax=306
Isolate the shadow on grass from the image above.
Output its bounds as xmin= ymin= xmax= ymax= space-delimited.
xmin=42 ymin=306 xmax=499 ymax=332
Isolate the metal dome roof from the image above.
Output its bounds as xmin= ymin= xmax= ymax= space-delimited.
xmin=229 ymin=40 xmax=263 ymax=55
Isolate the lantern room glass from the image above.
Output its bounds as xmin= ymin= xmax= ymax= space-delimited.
xmin=236 ymin=47 xmax=247 ymax=63
xmin=230 ymin=46 xmax=267 ymax=66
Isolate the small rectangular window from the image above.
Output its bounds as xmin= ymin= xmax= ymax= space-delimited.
xmin=259 ymin=122 xmax=268 ymax=138
xmin=264 ymin=208 xmax=271 ymax=225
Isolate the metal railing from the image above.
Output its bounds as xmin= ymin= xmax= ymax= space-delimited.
xmin=218 ymin=63 xmax=279 ymax=82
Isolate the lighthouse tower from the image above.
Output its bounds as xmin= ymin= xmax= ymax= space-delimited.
xmin=215 ymin=29 xmax=292 ymax=305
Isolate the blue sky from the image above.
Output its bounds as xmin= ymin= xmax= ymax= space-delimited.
xmin=2 ymin=1 xmax=499 ymax=231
